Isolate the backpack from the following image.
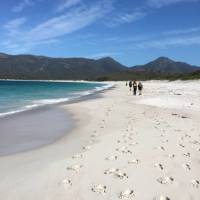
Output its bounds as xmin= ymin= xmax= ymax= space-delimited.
xmin=138 ymin=83 xmax=143 ymax=89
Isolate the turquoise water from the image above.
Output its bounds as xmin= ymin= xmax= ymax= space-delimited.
xmin=0 ymin=80 xmax=109 ymax=117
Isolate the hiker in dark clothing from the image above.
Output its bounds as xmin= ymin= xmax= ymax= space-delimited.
xmin=138 ymin=82 xmax=143 ymax=95
xmin=129 ymin=81 xmax=132 ymax=91
xmin=133 ymin=81 xmax=137 ymax=95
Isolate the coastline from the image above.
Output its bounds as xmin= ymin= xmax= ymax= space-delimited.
xmin=0 ymin=83 xmax=114 ymax=156
xmin=0 ymin=81 xmax=200 ymax=200
xmin=0 ymin=80 xmax=113 ymax=118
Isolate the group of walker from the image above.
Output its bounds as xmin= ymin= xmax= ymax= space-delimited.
xmin=126 ymin=81 xmax=143 ymax=95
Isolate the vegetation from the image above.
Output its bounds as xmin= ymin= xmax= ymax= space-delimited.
xmin=0 ymin=53 xmax=199 ymax=81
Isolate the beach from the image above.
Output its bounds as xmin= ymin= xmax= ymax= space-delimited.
xmin=0 ymin=80 xmax=200 ymax=200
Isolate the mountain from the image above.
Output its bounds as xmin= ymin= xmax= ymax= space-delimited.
xmin=131 ymin=57 xmax=199 ymax=75
xmin=0 ymin=53 xmax=199 ymax=80
xmin=176 ymin=70 xmax=200 ymax=80
xmin=97 ymin=57 xmax=200 ymax=81
xmin=0 ymin=53 xmax=126 ymax=80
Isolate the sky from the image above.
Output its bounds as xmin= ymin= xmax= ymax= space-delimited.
xmin=0 ymin=0 xmax=200 ymax=66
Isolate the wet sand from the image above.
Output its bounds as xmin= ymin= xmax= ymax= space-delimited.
xmin=0 ymin=106 xmax=73 ymax=156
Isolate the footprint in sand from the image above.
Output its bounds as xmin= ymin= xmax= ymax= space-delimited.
xmin=118 ymin=189 xmax=135 ymax=199
xmin=105 ymin=155 xmax=118 ymax=161
xmin=104 ymin=168 xmax=128 ymax=180
xmin=90 ymin=133 xmax=99 ymax=138
xmin=72 ymin=153 xmax=83 ymax=159
xmin=119 ymin=140 xmax=128 ymax=144
xmin=196 ymin=148 xmax=200 ymax=152
xmin=182 ymin=163 xmax=191 ymax=171
xmin=183 ymin=152 xmax=191 ymax=157
xmin=59 ymin=179 xmax=72 ymax=189
xmin=116 ymin=146 xmax=132 ymax=154
xmin=66 ymin=164 xmax=83 ymax=173
xmin=153 ymin=195 xmax=171 ymax=200
xmin=154 ymin=163 xmax=164 ymax=170
xmin=161 ymin=139 xmax=168 ymax=143
xmin=129 ymin=142 xmax=139 ymax=146
xmin=190 ymin=140 xmax=200 ymax=145
xmin=191 ymin=179 xmax=200 ymax=188
xmin=167 ymin=154 xmax=175 ymax=158
xmin=157 ymin=176 xmax=174 ymax=184
xmin=128 ymin=159 xmax=140 ymax=165
xmin=82 ymin=145 xmax=91 ymax=151
xmin=184 ymin=134 xmax=191 ymax=138
xmin=178 ymin=143 xmax=185 ymax=148
xmin=154 ymin=146 xmax=165 ymax=151
xmin=91 ymin=184 xmax=107 ymax=195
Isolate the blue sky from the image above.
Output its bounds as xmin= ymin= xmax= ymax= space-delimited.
xmin=0 ymin=0 xmax=200 ymax=66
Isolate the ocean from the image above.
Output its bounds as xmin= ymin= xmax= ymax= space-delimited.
xmin=0 ymin=80 xmax=110 ymax=118
xmin=0 ymin=80 xmax=111 ymax=155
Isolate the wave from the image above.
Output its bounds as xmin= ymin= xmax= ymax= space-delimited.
xmin=0 ymin=104 xmax=39 ymax=118
xmin=0 ymin=83 xmax=113 ymax=118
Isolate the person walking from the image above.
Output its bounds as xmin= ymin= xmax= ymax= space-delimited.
xmin=129 ymin=80 xmax=132 ymax=91
xmin=138 ymin=81 xmax=143 ymax=95
xmin=133 ymin=81 xmax=137 ymax=95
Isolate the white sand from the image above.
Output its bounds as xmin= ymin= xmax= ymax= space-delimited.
xmin=0 ymin=80 xmax=200 ymax=200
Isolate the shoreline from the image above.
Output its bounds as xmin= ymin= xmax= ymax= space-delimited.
xmin=0 ymin=83 xmax=114 ymax=156
xmin=0 ymin=80 xmax=113 ymax=118
xmin=0 ymin=81 xmax=200 ymax=199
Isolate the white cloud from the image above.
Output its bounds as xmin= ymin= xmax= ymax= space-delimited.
xmin=12 ymin=0 xmax=34 ymax=12
xmin=136 ymin=35 xmax=200 ymax=48
xmin=106 ymin=10 xmax=146 ymax=27
xmin=4 ymin=17 xmax=27 ymax=30
xmin=88 ymin=52 xmax=120 ymax=59
xmin=148 ymin=0 xmax=199 ymax=8
xmin=164 ymin=27 xmax=200 ymax=35
xmin=3 ymin=0 xmax=113 ymax=53
xmin=4 ymin=17 xmax=27 ymax=37
xmin=56 ymin=0 xmax=82 ymax=12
